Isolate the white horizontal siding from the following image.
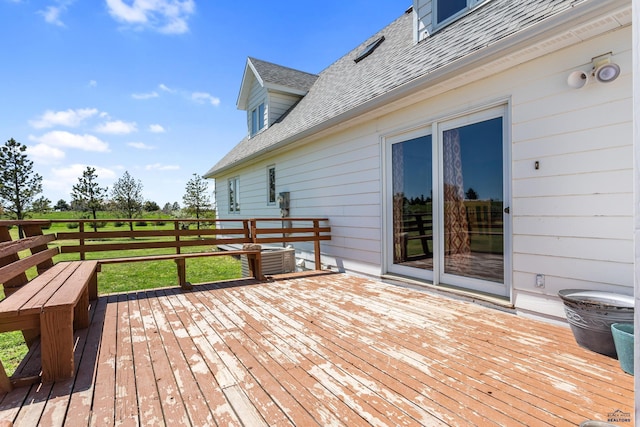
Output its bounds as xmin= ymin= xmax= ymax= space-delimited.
xmin=513 ymin=235 xmax=632 ymax=264
xmin=509 ymin=26 xmax=632 ymax=315
xmin=268 ymin=92 xmax=300 ymax=126
xmin=513 ymin=216 xmax=632 ymax=240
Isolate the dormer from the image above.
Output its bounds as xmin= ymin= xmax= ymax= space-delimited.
xmin=237 ymin=57 xmax=318 ymax=137
xmin=413 ymin=0 xmax=490 ymax=42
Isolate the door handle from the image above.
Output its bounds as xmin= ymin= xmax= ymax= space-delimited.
xmin=504 ymin=207 xmax=510 ymax=214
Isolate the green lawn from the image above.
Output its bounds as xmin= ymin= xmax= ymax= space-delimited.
xmin=0 ymin=216 xmax=241 ymax=376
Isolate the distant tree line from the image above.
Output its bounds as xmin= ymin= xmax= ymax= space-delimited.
xmin=0 ymin=138 xmax=214 ymax=221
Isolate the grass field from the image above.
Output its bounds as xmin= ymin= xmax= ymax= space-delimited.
xmin=0 ymin=214 xmax=241 ymax=376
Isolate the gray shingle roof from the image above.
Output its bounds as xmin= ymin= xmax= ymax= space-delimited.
xmin=248 ymin=57 xmax=318 ymax=93
xmin=205 ymin=0 xmax=603 ymax=177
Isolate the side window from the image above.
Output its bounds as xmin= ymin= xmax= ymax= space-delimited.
xmin=267 ymin=166 xmax=276 ymax=205
xmin=250 ymin=103 xmax=265 ymax=136
xmin=251 ymin=109 xmax=258 ymax=135
xmin=228 ymin=177 xmax=240 ymax=213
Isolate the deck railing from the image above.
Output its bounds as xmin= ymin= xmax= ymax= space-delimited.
xmin=0 ymin=217 xmax=331 ymax=269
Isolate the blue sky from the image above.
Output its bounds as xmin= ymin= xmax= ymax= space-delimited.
xmin=0 ymin=0 xmax=407 ymax=208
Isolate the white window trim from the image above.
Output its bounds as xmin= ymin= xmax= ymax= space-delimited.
xmin=228 ymin=176 xmax=240 ymax=214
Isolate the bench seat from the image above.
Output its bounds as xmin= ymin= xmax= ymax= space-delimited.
xmin=0 ymin=261 xmax=98 ymax=390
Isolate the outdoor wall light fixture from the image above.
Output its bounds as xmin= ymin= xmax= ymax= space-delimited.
xmin=567 ymin=53 xmax=620 ymax=89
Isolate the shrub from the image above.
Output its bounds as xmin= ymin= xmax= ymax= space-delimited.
xmin=135 ymin=221 xmax=148 ymax=227
xmin=66 ymin=222 xmax=79 ymax=229
xmin=113 ymin=221 xmax=124 ymax=227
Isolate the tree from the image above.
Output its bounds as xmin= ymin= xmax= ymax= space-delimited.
xmin=162 ymin=202 xmax=173 ymax=214
xmin=465 ymin=187 xmax=479 ymax=200
xmin=183 ymin=173 xmax=211 ymax=229
xmin=143 ymin=200 xmax=160 ymax=212
xmin=55 ymin=199 xmax=70 ymax=211
xmin=172 ymin=201 xmax=180 ymax=212
xmin=71 ymin=167 xmax=108 ymax=231
xmin=111 ymin=171 xmax=144 ymax=231
xmin=32 ymin=196 xmax=52 ymax=214
xmin=0 ymin=139 xmax=43 ymax=230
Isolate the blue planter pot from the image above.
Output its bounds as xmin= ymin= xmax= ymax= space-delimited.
xmin=611 ymin=323 xmax=634 ymax=375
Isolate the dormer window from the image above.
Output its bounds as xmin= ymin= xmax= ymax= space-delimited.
xmin=238 ymin=57 xmax=318 ymax=138
xmin=251 ymin=103 xmax=265 ymax=136
xmin=434 ymin=0 xmax=483 ymax=27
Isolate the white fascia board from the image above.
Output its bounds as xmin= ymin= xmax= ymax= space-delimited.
xmin=236 ymin=59 xmax=265 ymax=110
xmin=264 ymin=82 xmax=308 ymax=97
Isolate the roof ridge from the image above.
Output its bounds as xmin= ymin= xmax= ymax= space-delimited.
xmin=248 ymin=57 xmax=319 ymax=78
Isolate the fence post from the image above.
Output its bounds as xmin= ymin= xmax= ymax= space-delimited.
xmin=314 ymin=220 xmax=321 ymax=270
xmin=249 ymin=219 xmax=257 ymax=243
xmin=22 ymin=222 xmax=54 ymax=273
xmin=79 ymin=221 xmax=85 ymax=261
xmin=175 ymin=220 xmax=181 ymax=255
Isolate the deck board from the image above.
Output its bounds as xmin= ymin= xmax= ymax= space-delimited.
xmin=0 ymin=273 xmax=633 ymax=426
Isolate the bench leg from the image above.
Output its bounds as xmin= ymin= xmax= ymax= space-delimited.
xmin=88 ymin=270 xmax=98 ymax=301
xmin=74 ymin=287 xmax=90 ymax=330
xmin=174 ymin=259 xmax=193 ymax=290
xmin=22 ymin=329 xmax=40 ymax=349
xmin=0 ymin=363 xmax=11 ymax=393
xmin=40 ymin=308 xmax=74 ymax=382
xmin=246 ymin=253 xmax=263 ymax=280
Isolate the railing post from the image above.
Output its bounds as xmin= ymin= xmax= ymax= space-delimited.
xmin=22 ymin=221 xmax=54 ymax=273
xmin=175 ymin=220 xmax=181 ymax=255
xmin=314 ymin=219 xmax=321 ymax=271
xmin=0 ymin=225 xmax=28 ymax=293
xmin=249 ymin=219 xmax=257 ymax=243
xmin=79 ymin=221 xmax=85 ymax=261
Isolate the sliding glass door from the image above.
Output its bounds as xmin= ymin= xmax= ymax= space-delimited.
xmin=389 ymin=132 xmax=434 ymax=281
xmin=386 ymin=106 xmax=509 ymax=297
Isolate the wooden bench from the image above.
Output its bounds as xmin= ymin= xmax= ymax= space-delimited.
xmin=0 ymin=222 xmax=97 ymax=392
xmin=399 ymin=213 xmax=433 ymax=260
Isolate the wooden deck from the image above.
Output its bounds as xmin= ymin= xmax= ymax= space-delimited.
xmin=0 ymin=272 xmax=633 ymax=426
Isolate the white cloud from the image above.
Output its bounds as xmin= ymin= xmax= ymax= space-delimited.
xmin=26 ymin=144 xmax=66 ymax=164
xmin=191 ymin=92 xmax=220 ymax=107
xmin=38 ymin=0 xmax=75 ymax=27
xmin=145 ymin=163 xmax=180 ymax=171
xmin=95 ymin=120 xmax=138 ymax=134
xmin=148 ymin=124 xmax=165 ymax=133
xmin=159 ymin=83 xmax=175 ymax=93
xmin=29 ymin=108 xmax=99 ymax=129
xmin=45 ymin=164 xmax=116 ymax=194
xmin=29 ymin=131 xmax=110 ymax=152
xmin=88 ymin=80 xmax=97 ymax=87
xmin=128 ymin=142 xmax=156 ymax=150
xmin=132 ymin=91 xmax=159 ymax=100
xmin=106 ymin=0 xmax=195 ymax=34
